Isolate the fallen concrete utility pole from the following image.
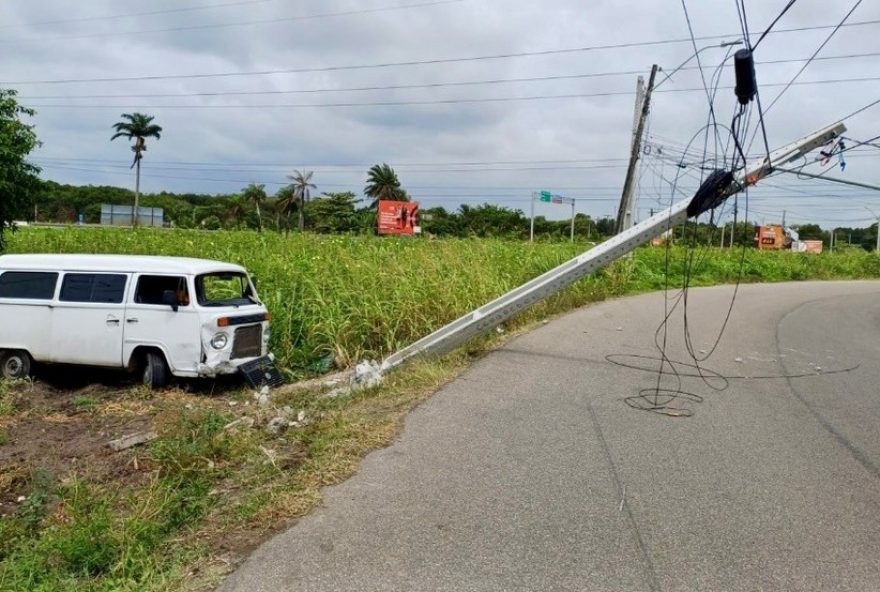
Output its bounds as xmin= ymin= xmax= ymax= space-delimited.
xmin=348 ymin=121 xmax=845 ymax=387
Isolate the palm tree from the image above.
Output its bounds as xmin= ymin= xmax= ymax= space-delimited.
xmin=287 ymin=170 xmax=316 ymax=232
xmin=224 ymin=195 xmax=249 ymax=228
xmin=364 ymin=163 xmax=406 ymax=208
xmin=110 ymin=113 xmax=162 ymax=227
xmin=275 ymin=185 xmax=298 ymax=234
xmin=242 ymin=183 xmax=267 ymax=231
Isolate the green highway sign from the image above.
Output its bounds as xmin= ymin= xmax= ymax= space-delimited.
xmin=539 ymin=191 xmax=552 ymax=202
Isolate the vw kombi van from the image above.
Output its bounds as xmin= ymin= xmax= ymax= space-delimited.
xmin=0 ymin=254 xmax=271 ymax=387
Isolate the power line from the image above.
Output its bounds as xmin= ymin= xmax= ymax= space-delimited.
xmin=35 ymin=160 xmax=631 ymax=173
xmin=18 ymin=70 xmax=648 ymax=100
xmin=33 ymin=135 xmax=880 ymax=169
xmin=762 ymin=0 xmax=865 ymax=116
xmin=30 ymin=155 xmax=630 ymax=167
xmin=36 ymin=164 xmax=880 ymax=222
xmin=744 ymin=0 xmax=869 ymax=161
xmin=654 ymin=39 xmax=743 ymax=91
xmin=679 ymin=0 xmax=717 ymax=120
xmin=4 ymin=19 xmax=879 ymax=86
xmin=833 ymin=96 xmax=880 ymax=125
xmin=22 ymin=91 xmax=647 ymax=109
xmin=0 ymin=0 xmax=467 ymax=44
xmin=35 ymin=160 xmax=877 ymax=199
xmin=17 ymin=52 xmax=880 ymax=101
xmin=23 ymin=76 xmax=880 ymax=109
xmin=31 ymin=160 xmax=632 ymax=176
xmin=36 ymin=172 xmax=878 ymax=202
xmin=752 ymin=0 xmax=798 ymax=50
xmin=2 ymin=41 xmax=703 ymax=85
xmin=736 ymin=0 xmax=773 ymax=171
xmin=0 ymin=0 xmax=275 ymax=29
xmin=759 ymin=51 xmax=879 ymax=67
xmin=35 ymin=163 xmax=623 ymax=202
xmin=648 ymin=131 xmax=880 ymax=166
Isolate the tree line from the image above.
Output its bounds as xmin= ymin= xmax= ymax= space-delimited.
xmin=3 ymin=97 xmax=879 ymax=249
xmin=28 ymin=181 xmax=880 ymax=248
xmin=29 ymin=179 xmax=606 ymax=240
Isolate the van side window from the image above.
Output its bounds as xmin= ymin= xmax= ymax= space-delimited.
xmin=135 ymin=275 xmax=189 ymax=306
xmin=0 ymin=271 xmax=58 ymax=300
xmin=60 ymin=273 xmax=127 ymax=304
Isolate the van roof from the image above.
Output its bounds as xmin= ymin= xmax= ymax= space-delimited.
xmin=0 ymin=254 xmax=248 ymax=275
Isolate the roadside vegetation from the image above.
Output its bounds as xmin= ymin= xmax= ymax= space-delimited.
xmin=8 ymin=226 xmax=880 ymax=376
xmin=2 ymin=227 xmax=880 ymax=592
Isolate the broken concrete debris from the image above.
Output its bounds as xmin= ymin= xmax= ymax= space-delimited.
xmin=325 ymin=359 xmax=385 ymax=398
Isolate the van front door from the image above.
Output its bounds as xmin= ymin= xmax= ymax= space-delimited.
xmin=51 ymin=272 xmax=129 ymax=366
xmin=123 ymin=274 xmax=201 ymax=375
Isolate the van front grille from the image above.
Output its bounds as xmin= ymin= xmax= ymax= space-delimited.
xmin=232 ymin=325 xmax=262 ymax=359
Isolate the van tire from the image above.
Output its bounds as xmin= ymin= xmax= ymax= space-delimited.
xmin=142 ymin=351 xmax=169 ymax=389
xmin=0 ymin=350 xmax=32 ymax=380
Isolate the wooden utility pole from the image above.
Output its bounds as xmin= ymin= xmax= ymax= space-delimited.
xmin=615 ymin=65 xmax=658 ymax=235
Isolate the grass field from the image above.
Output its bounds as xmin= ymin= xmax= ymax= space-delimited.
xmin=2 ymin=226 xmax=880 ymax=592
xmin=7 ymin=226 xmax=880 ymax=375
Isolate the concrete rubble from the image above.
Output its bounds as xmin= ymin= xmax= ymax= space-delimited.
xmin=325 ymin=359 xmax=385 ymax=398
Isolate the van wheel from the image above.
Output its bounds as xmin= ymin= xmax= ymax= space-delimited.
xmin=142 ymin=351 xmax=169 ymax=389
xmin=0 ymin=350 xmax=32 ymax=380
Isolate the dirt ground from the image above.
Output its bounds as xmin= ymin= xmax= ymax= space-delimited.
xmin=0 ymin=365 xmax=242 ymax=518
xmin=0 ymin=361 xmax=354 ymax=589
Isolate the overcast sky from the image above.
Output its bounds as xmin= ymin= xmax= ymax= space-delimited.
xmin=2 ymin=0 xmax=879 ymax=228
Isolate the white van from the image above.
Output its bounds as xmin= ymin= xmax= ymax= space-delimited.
xmin=0 ymin=254 xmax=271 ymax=387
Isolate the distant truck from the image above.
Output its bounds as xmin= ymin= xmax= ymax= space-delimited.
xmin=754 ymin=225 xmax=823 ymax=253
xmin=0 ymin=254 xmax=271 ymax=387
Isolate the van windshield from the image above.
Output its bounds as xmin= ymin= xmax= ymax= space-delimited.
xmin=196 ymin=272 xmax=257 ymax=307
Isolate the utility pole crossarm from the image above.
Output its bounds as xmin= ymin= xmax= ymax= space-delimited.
xmin=377 ymin=122 xmax=846 ymax=375
xmin=749 ymin=122 xmax=847 ymax=185
xmin=686 ymin=122 xmax=847 ymax=217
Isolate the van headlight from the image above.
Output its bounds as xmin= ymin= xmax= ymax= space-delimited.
xmin=262 ymin=326 xmax=271 ymax=344
xmin=211 ymin=332 xmax=229 ymax=350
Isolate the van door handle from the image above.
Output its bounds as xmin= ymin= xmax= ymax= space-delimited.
xmin=127 ymin=318 xmax=139 ymax=324
xmin=106 ymin=316 xmax=120 ymax=325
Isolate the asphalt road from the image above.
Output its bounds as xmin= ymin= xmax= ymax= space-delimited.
xmin=220 ymin=281 xmax=880 ymax=592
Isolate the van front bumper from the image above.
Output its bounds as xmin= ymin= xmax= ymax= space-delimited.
xmin=196 ymin=361 xmax=238 ymax=377
xmin=196 ymin=352 xmax=274 ymax=378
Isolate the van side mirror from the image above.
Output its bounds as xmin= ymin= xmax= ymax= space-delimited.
xmin=161 ymin=289 xmax=179 ymax=312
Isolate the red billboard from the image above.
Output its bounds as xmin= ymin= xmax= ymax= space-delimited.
xmin=377 ymin=200 xmax=420 ymax=235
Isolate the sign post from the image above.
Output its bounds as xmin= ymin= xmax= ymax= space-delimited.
xmin=530 ymin=192 xmax=535 ymax=242
xmin=534 ymin=190 xmax=577 ymax=242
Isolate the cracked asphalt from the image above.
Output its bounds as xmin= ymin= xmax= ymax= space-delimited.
xmin=220 ymin=281 xmax=880 ymax=592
